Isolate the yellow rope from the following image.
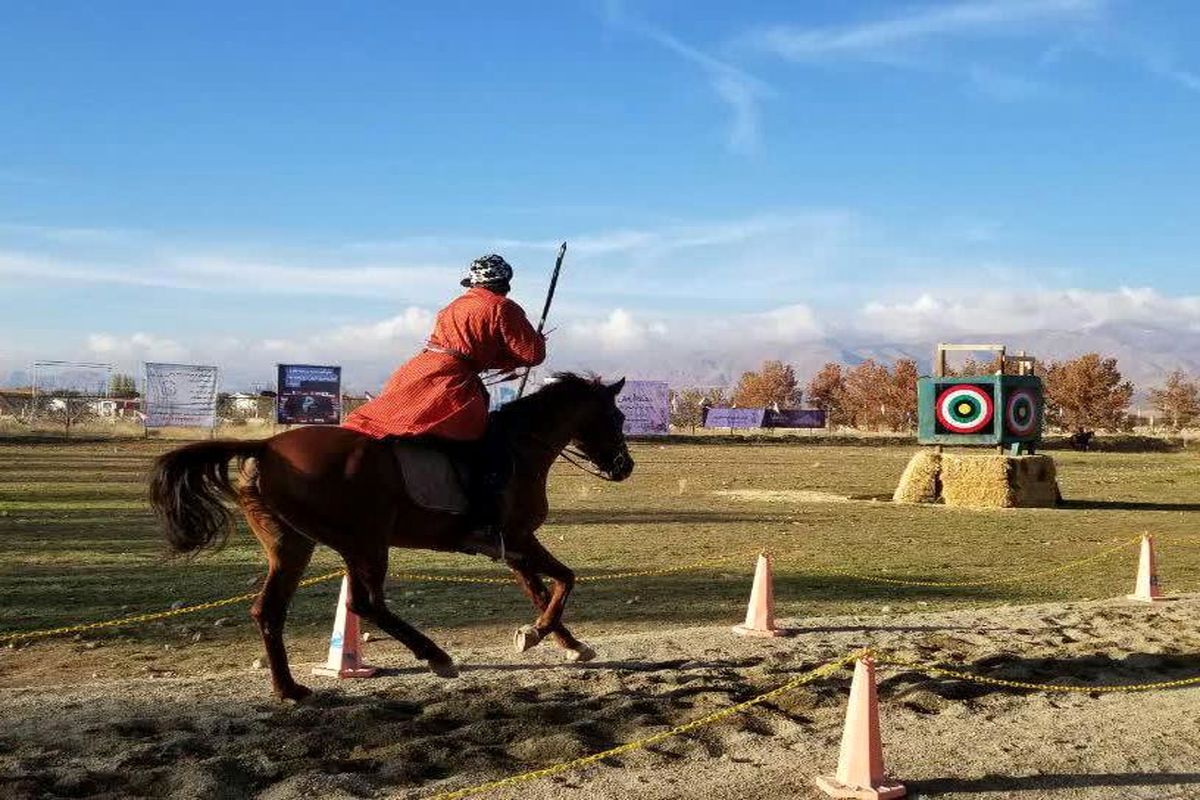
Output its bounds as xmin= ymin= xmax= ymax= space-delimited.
xmin=417 ymin=651 xmax=862 ymax=800
xmin=0 ymin=569 xmax=346 ymax=644
xmin=0 ymin=552 xmax=757 ymax=643
xmin=577 ymin=550 xmax=751 ymax=582
xmin=877 ymin=652 xmax=1200 ymax=693
xmin=391 ymin=572 xmax=513 ymax=585
xmin=393 ymin=550 xmax=753 ymax=585
xmin=0 ymin=534 xmax=1165 ymax=645
xmin=817 ymin=535 xmax=1142 ymax=588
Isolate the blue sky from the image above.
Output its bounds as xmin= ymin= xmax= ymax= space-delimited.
xmin=2 ymin=0 xmax=1198 ymax=389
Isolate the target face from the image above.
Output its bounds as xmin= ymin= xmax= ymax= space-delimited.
xmin=935 ymin=384 xmax=995 ymax=434
xmin=1005 ymin=388 xmax=1039 ymax=437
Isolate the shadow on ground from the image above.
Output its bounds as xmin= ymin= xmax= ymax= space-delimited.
xmin=881 ymin=651 xmax=1200 ymax=702
xmin=1058 ymin=499 xmax=1200 ymax=512
xmin=914 ymin=771 xmax=1200 ymax=795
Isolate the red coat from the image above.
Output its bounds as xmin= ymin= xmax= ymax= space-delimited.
xmin=342 ymin=287 xmax=545 ymax=440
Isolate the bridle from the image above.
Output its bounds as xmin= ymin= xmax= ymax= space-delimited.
xmin=525 ymin=433 xmax=628 ymax=482
xmin=558 ymin=444 xmax=626 ymax=482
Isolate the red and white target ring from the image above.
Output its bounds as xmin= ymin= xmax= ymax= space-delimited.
xmin=1005 ymin=388 xmax=1039 ymax=437
xmin=935 ymin=384 xmax=995 ymax=434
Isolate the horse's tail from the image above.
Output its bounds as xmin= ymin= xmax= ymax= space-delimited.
xmin=149 ymin=439 xmax=265 ymax=556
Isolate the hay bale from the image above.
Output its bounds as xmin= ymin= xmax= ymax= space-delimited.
xmin=1011 ymin=454 xmax=1061 ymax=506
xmin=893 ymin=449 xmax=941 ymax=504
xmin=941 ymin=453 xmax=1059 ymax=508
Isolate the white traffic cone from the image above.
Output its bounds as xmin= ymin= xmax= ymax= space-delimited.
xmin=312 ymin=576 xmax=378 ymax=678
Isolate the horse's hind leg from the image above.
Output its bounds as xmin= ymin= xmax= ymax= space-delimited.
xmin=242 ymin=488 xmax=316 ymax=701
xmin=343 ymin=547 xmax=458 ymax=679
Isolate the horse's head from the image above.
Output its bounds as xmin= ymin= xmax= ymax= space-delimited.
xmin=566 ymin=376 xmax=635 ymax=482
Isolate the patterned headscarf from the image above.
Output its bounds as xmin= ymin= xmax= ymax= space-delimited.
xmin=461 ymin=254 xmax=514 ymax=289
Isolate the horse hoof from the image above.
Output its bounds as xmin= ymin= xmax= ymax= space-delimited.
xmin=514 ymin=625 xmax=543 ymax=653
xmin=428 ymin=658 xmax=459 ymax=679
xmin=566 ymin=645 xmax=596 ymax=663
xmin=279 ymin=683 xmax=313 ymax=703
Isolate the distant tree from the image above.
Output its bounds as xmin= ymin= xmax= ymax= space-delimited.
xmin=951 ymin=356 xmax=988 ymax=376
xmin=731 ymin=360 xmax=802 ymax=409
xmin=841 ymin=360 xmax=890 ymax=430
xmin=1043 ymin=354 xmax=1134 ymax=435
xmin=670 ymin=387 xmax=728 ymax=432
xmin=1148 ymin=370 xmax=1200 ymax=429
xmin=806 ymin=362 xmax=847 ymax=427
xmin=888 ymin=358 xmax=919 ymax=430
xmin=840 ymin=358 xmax=919 ymax=432
xmin=109 ymin=373 xmax=138 ymax=397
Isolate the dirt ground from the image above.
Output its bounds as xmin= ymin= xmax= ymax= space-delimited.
xmin=2 ymin=439 xmax=1199 ymax=799
xmin=3 ymin=595 xmax=1199 ymax=800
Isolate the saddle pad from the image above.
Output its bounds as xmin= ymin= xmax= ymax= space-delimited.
xmin=392 ymin=441 xmax=471 ymax=514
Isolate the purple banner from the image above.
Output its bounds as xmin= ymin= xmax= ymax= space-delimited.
xmin=703 ymin=407 xmax=767 ymax=429
xmin=617 ymin=380 xmax=670 ymax=435
xmin=764 ymin=408 xmax=827 ymax=429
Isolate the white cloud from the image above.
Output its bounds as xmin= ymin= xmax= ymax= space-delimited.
xmin=562 ymin=309 xmax=670 ymax=353
xmin=603 ymin=3 xmax=771 ymax=153
xmin=0 ymin=247 xmax=458 ymax=299
xmin=746 ymin=304 xmax=826 ymax=343
xmin=742 ymin=1 xmax=1200 ymax=98
xmin=48 ymin=287 xmax=1200 ymax=391
xmin=858 ymin=287 xmax=1200 ymax=339
xmin=744 ymin=0 xmax=1104 ymax=62
xmin=2 ymin=210 xmax=857 ymax=312
xmin=86 ymin=332 xmax=188 ymax=362
xmin=556 ymin=303 xmax=824 ymax=371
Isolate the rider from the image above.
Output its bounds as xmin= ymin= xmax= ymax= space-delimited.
xmin=342 ymin=254 xmax=546 ymax=541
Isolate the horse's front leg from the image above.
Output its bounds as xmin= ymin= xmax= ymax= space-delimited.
xmin=510 ymin=541 xmax=594 ymax=662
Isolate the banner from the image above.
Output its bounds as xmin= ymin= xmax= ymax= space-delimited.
xmin=703 ymin=407 xmax=767 ymax=429
xmin=617 ymin=380 xmax=670 ymax=436
xmin=764 ymin=408 xmax=827 ymax=429
xmin=488 ymin=384 xmax=518 ymax=411
xmin=276 ymin=364 xmax=342 ymax=425
xmin=144 ymin=363 xmax=219 ymax=428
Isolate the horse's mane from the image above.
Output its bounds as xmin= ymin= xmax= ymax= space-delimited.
xmin=492 ymin=372 xmax=606 ymax=423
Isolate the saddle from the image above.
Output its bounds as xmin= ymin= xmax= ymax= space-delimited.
xmin=389 ymin=438 xmax=474 ymax=514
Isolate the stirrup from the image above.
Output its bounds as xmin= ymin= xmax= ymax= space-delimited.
xmin=463 ymin=524 xmax=507 ymax=561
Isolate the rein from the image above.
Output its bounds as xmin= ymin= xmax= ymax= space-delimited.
xmin=557 ymin=445 xmax=623 ymax=482
xmin=520 ymin=431 xmax=622 ymax=482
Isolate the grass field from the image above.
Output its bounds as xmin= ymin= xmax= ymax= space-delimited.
xmin=1 ymin=438 xmax=1198 ymax=687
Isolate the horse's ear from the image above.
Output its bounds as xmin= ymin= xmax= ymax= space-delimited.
xmin=607 ymin=377 xmax=626 ymax=397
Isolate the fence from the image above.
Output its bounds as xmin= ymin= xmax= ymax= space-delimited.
xmin=0 ymin=392 xmax=373 ymax=439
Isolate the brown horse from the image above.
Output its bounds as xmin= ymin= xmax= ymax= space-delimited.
xmin=149 ymin=373 xmax=633 ymax=700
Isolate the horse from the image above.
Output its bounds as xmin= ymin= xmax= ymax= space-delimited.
xmin=148 ymin=373 xmax=634 ymax=701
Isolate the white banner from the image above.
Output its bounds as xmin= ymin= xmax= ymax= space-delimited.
xmin=144 ymin=362 xmax=219 ymax=428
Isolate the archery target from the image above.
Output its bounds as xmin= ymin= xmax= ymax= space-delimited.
xmin=1005 ymin=387 xmax=1039 ymax=437
xmin=935 ymin=384 xmax=995 ymax=434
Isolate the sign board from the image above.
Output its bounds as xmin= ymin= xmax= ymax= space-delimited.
xmin=703 ymin=407 xmax=767 ymax=429
xmin=617 ymin=380 xmax=670 ymax=436
xmin=488 ymin=384 xmax=518 ymax=411
xmin=276 ymin=364 xmax=342 ymax=425
xmin=764 ymin=408 xmax=827 ymax=429
xmin=144 ymin=363 xmax=219 ymax=428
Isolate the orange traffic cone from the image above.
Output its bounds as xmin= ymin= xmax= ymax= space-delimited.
xmin=732 ymin=553 xmax=782 ymax=637
xmin=312 ymin=576 xmax=378 ymax=679
xmin=815 ymin=656 xmax=906 ymax=799
xmin=1126 ymin=533 xmax=1164 ymax=603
